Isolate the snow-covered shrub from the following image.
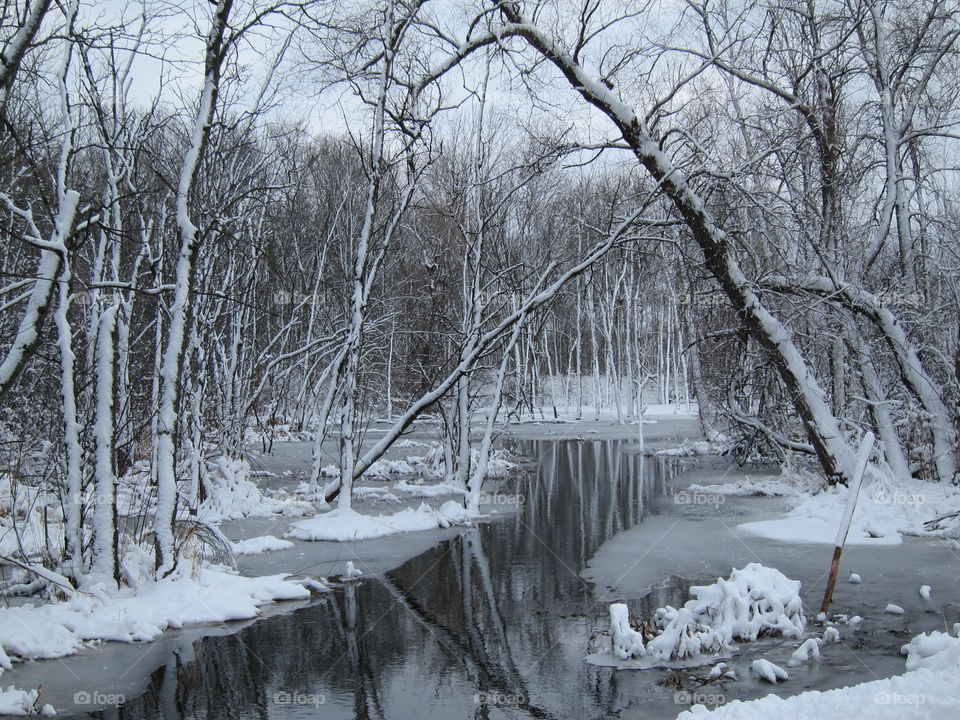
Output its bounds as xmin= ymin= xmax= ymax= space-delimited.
xmin=644 ymin=563 xmax=804 ymax=661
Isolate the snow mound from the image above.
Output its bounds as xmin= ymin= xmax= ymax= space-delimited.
xmin=596 ymin=564 xmax=805 ymax=666
xmin=646 ymin=564 xmax=804 ymax=661
xmin=751 ymin=658 xmax=788 ymax=683
xmin=610 ymin=603 xmax=646 ymax=659
xmin=199 ymin=457 xmax=314 ymax=521
xmin=285 ymin=501 xmax=471 ymax=542
xmin=231 ymin=535 xmax=295 ymax=555
xmin=902 ymin=631 xmax=960 ymax=673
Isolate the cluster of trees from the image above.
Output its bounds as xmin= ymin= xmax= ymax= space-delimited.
xmin=1 ymin=0 xmax=957 ymax=590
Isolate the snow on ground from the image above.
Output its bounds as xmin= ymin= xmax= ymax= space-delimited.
xmin=687 ymin=470 xmax=821 ymax=498
xmin=198 ymin=457 xmax=315 ymax=522
xmin=285 ymin=502 xmax=472 ymax=542
xmin=230 ymin=535 xmax=294 ymax=555
xmin=317 ymin=447 xmax=515 ymax=484
xmin=656 ymin=437 xmax=732 ymax=457
xmin=736 ymin=472 xmax=960 ymax=546
xmin=0 ymin=480 xmax=64 ymax=560
xmin=393 ymin=477 xmax=465 ymax=497
xmin=0 ymin=562 xmax=312 ymax=714
xmin=0 ymin=564 xmax=309 ymax=664
xmin=676 ymin=631 xmax=960 ymax=719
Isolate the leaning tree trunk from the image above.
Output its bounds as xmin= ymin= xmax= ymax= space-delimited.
xmin=496 ymin=7 xmax=857 ymax=482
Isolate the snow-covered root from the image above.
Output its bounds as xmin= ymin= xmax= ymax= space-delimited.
xmin=751 ymin=658 xmax=789 ymax=683
xmin=707 ymin=662 xmax=736 ymax=681
xmin=822 ymin=627 xmax=841 ymax=643
xmin=645 ymin=563 xmax=804 ymax=661
xmin=609 ymin=603 xmax=646 ymax=660
xmin=788 ymin=638 xmax=821 ymax=667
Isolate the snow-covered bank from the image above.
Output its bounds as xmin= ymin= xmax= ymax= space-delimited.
xmin=710 ymin=473 xmax=960 ymax=546
xmin=285 ymin=502 xmax=473 ymax=541
xmin=0 ymin=565 xmax=310 ymax=662
xmin=0 ymin=564 xmax=312 ymax=715
xmin=676 ymin=631 xmax=960 ymax=719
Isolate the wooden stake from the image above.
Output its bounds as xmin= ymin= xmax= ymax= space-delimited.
xmin=820 ymin=432 xmax=875 ymax=615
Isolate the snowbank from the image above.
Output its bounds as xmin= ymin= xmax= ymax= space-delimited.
xmin=0 ymin=565 xmax=309 ymax=667
xmin=657 ymin=438 xmax=731 ymax=457
xmin=318 ymin=447 xmax=514 ymax=483
xmin=285 ymin=502 xmax=471 ymax=542
xmin=393 ymin=478 xmax=465 ymax=498
xmin=677 ymin=667 xmax=957 ymax=719
xmin=688 ymin=472 xmax=821 ymax=498
xmin=737 ymin=474 xmax=960 ymax=546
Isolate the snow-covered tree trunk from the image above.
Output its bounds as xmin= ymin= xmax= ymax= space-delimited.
xmin=0 ymin=0 xmax=51 ymax=117
xmin=155 ymin=0 xmax=233 ymax=576
xmin=851 ymin=337 xmax=911 ymax=483
xmin=487 ymin=5 xmax=858 ymax=482
xmin=91 ymin=305 xmax=119 ymax=587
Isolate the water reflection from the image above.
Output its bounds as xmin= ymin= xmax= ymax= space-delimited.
xmin=87 ymin=441 xmax=687 ymax=720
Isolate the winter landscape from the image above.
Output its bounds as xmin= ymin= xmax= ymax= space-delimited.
xmin=1 ymin=0 xmax=959 ymax=718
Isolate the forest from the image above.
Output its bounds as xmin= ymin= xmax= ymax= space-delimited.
xmin=0 ymin=1 xmax=959 ymax=716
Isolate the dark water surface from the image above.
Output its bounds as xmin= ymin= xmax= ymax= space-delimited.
xmin=42 ymin=439 xmax=958 ymax=719
xmin=68 ymin=441 xmax=696 ymax=719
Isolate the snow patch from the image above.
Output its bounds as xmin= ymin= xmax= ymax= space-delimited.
xmin=230 ymin=535 xmax=294 ymax=555
xmin=285 ymin=502 xmax=471 ymax=542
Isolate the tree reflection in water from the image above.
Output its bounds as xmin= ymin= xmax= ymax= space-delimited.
xmin=96 ymin=441 xmax=690 ymax=720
